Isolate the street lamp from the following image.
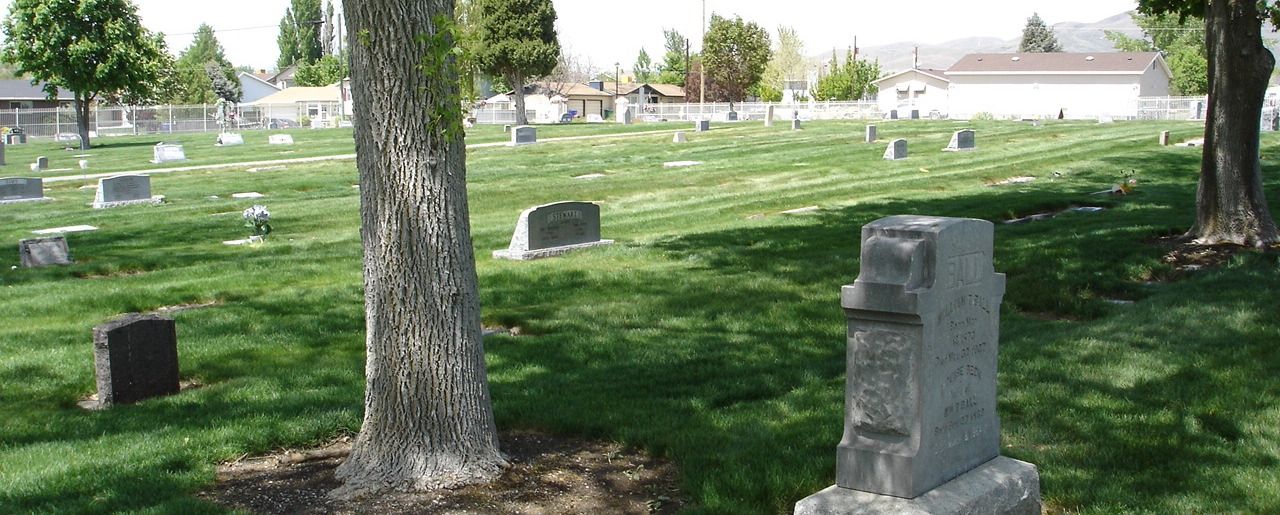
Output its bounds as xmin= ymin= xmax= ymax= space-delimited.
xmin=614 ymin=62 xmax=620 ymax=98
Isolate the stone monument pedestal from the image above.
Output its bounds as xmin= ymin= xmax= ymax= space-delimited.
xmin=794 ymin=457 xmax=1041 ymax=515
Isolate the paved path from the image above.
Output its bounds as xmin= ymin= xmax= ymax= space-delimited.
xmin=44 ymin=127 xmax=689 ymax=184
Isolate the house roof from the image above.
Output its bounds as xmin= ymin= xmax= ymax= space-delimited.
xmin=946 ymin=52 xmax=1168 ymax=75
xmin=237 ymin=72 xmax=282 ymax=91
xmin=0 ymin=80 xmax=74 ymax=100
xmin=249 ymin=86 xmax=340 ymax=105
xmin=872 ymin=68 xmax=951 ymax=85
xmin=269 ymin=64 xmax=298 ymax=83
xmin=639 ymin=83 xmax=685 ymax=98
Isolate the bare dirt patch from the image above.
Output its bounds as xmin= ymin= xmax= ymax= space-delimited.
xmin=200 ymin=431 xmax=684 ymax=514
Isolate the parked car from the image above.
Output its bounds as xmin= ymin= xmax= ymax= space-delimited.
xmin=267 ymin=118 xmax=294 ymax=129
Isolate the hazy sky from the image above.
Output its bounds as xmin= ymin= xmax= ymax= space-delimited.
xmin=0 ymin=0 xmax=1139 ymax=73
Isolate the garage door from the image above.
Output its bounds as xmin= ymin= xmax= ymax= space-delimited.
xmin=567 ymin=99 xmax=585 ymax=118
xmin=584 ymin=100 xmax=603 ymax=118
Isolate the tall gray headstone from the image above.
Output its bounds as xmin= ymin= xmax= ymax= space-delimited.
xmin=93 ymin=313 xmax=180 ymax=407
xmin=1159 ymin=131 xmax=1171 ymax=146
xmin=19 ymin=236 xmax=71 ymax=267
xmin=0 ymin=139 xmax=6 ymax=165
xmin=765 ymin=105 xmax=775 ymax=127
xmin=673 ymin=131 xmax=688 ymax=143
xmin=910 ymin=109 xmax=920 ymax=120
xmin=944 ymin=130 xmax=976 ymax=152
xmin=695 ymin=120 xmax=710 ymax=132
xmin=36 ymin=156 xmax=48 ymax=170
xmin=795 ymin=216 xmax=1040 ymax=515
xmin=865 ymin=125 xmax=877 ymax=143
xmin=792 ymin=118 xmax=802 ymax=131
xmin=889 ymin=110 xmax=899 ymax=120
xmin=493 ymin=201 xmax=615 ymax=260
xmin=884 ymin=139 xmax=908 ymax=161
xmin=0 ymin=177 xmax=47 ymax=204
xmin=727 ymin=111 xmax=739 ymax=121
xmin=94 ymin=174 xmax=159 ymax=209
xmin=509 ymin=125 xmax=537 ymax=146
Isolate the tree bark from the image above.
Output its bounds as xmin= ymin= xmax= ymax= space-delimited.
xmin=333 ymin=0 xmax=506 ymax=499
xmin=1188 ymin=0 xmax=1279 ymax=246
xmin=75 ymin=96 xmax=91 ymax=150
xmin=510 ymin=72 xmax=529 ymax=125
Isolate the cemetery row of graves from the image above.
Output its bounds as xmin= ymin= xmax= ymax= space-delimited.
xmin=2 ymin=119 xmax=1279 ymax=513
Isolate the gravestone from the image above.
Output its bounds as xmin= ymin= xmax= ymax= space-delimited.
xmin=37 ymin=156 xmax=48 ymax=170
xmin=6 ymin=131 xmax=26 ymax=145
xmin=1159 ymin=131 xmax=1171 ymax=146
xmin=673 ymin=131 xmax=688 ymax=143
xmin=910 ymin=109 xmax=920 ymax=120
xmin=865 ymin=125 xmax=877 ymax=143
xmin=1191 ymin=101 xmax=1204 ymax=120
xmin=269 ymin=134 xmax=294 ymax=145
xmin=92 ymin=313 xmax=180 ymax=406
xmin=217 ymin=133 xmax=245 ymax=146
xmin=695 ymin=120 xmax=710 ymax=132
xmin=94 ymin=174 xmax=160 ymax=209
xmin=492 ymin=201 xmax=615 ymax=260
xmin=56 ymin=132 xmax=79 ymax=143
xmin=794 ymin=216 xmax=1040 ymax=515
xmin=509 ymin=126 xmax=537 ymax=146
xmin=889 ymin=109 xmax=899 ymax=120
xmin=883 ymin=139 xmax=908 ymax=160
xmin=151 ymin=143 xmax=186 ymax=163
xmin=0 ymin=177 xmax=48 ymax=204
xmin=765 ymin=105 xmax=775 ymax=127
xmin=0 ymin=139 xmax=5 ymax=165
xmin=18 ymin=236 xmax=72 ymax=267
xmin=943 ymin=130 xmax=976 ymax=152
xmin=727 ymin=111 xmax=739 ymax=121
xmin=792 ymin=119 xmax=802 ymax=131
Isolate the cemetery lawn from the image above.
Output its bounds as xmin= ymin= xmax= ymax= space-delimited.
xmin=16 ymin=121 xmax=692 ymax=179
xmin=3 ymin=120 xmax=1280 ymax=513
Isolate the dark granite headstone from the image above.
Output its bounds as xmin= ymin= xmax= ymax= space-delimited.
xmin=865 ymin=125 xmax=877 ymax=143
xmin=694 ymin=120 xmax=710 ymax=132
xmin=0 ymin=177 xmax=44 ymax=203
xmin=19 ymin=236 xmax=71 ymax=267
xmin=93 ymin=313 xmax=179 ymax=406
xmin=36 ymin=156 xmax=48 ymax=170
xmin=944 ymin=129 xmax=976 ymax=152
xmin=889 ymin=110 xmax=898 ymax=120
xmin=493 ymin=201 xmax=614 ymax=260
xmin=727 ymin=111 xmax=739 ymax=121
xmin=883 ymin=139 xmax=908 ymax=160
xmin=792 ymin=119 xmax=802 ymax=131
xmin=94 ymin=174 xmax=157 ymax=208
xmin=510 ymin=126 xmax=537 ymax=146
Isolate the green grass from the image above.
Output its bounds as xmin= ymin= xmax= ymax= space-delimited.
xmin=9 ymin=121 xmax=693 ymax=179
xmin=2 ymin=119 xmax=1279 ymax=514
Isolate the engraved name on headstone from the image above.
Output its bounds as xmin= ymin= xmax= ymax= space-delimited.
xmin=493 ymin=201 xmax=615 ymax=260
xmin=0 ymin=177 xmax=47 ymax=204
xmin=884 ymin=139 xmax=908 ymax=160
xmin=19 ymin=236 xmax=71 ymax=267
xmin=93 ymin=313 xmax=180 ymax=406
xmin=94 ymin=174 xmax=159 ymax=209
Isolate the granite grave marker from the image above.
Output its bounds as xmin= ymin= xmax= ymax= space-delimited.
xmin=510 ymin=125 xmax=537 ymax=146
xmin=865 ymin=125 xmax=877 ymax=143
xmin=0 ymin=177 xmax=47 ymax=204
xmin=18 ymin=236 xmax=71 ymax=267
xmin=884 ymin=139 xmax=908 ymax=160
xmin=37 ymin=156 xmax=48 ymax=170
xmin=695 ymin=120 xmax=710 ymax=132
xmin=92 ymin=313 xmax=180 ymax=406
xmin=493 ymin=201 xmax=614 ymax=260
xmin=94 ymin=174 xmax=160 ymax=209
xmin=943 ymin=130 xmax=976 ymax=152
xmin=151 ymin=143 xmax=186 ymax=163
xmin=217 ymin=133 xmax=245 ymax=146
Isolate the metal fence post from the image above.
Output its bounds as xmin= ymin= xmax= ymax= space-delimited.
xmin=168 ymin=105 xmax=173 ymax=134
xmin=203 ymin=103 xmax=208 ymax=132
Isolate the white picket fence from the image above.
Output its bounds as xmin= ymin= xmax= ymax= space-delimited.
xmin=0 ymin=102 xmax=346 ymax=139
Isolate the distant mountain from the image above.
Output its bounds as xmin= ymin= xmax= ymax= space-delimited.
xmin=820 ymin=11 xmax=1141 ymax=73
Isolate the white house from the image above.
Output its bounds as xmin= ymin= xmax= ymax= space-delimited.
xmin=945 ymin=52 xmax=1172 ymax=119
xmin=237 ymin=72 xmax=282 ymax=104
xmin=872 ymin=68 xmax=951 ymax=117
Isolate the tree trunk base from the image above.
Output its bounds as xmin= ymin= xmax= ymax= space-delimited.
xmin=329 ymin=451 xmax=509 ymax=500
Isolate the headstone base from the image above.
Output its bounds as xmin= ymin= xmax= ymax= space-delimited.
xmin=942 ymin=147 xmax=975 ymax=152
xmin=492 ymin=239 xmax=614 ymax=261
xmin=93 ymin=196 xmax=164 ymax=209
xmin=794 ymin=457 xmax=1040 ymax=515
xmin=0 ymin=196 xmax=51 ymax=206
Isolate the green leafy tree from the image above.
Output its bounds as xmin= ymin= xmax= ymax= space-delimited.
xmin=633 ymin=48 xmax=654 ymax=82
xmin=171 ymin=24 xmax=242 ymax=104
xmin=474 ymin=0 xmax=560 ymax=125
xmin=702 ymin=14 xmax=771 ymax=109
xmin=761 ymin=26 xmax=807 ymax=95
xmin=812 ymin=48 xmax=880 ymax=101
xmin=657 ymin=28 xmax=687 ymax=86
xmin=455 ymin=0 xmax=484 ymax=102
xmin=1137 ymin=0 xmax=1279 ymax=246
xmin=1106 ymin=12 xmax=1207 ymax=94
xmin=295 ymin=54 xmax=348 ymax=86
xmin=2 ymin=0 xmax=173 ymax=149
xmin=1019 ymin=12 xmax=1062 ymax=53
xmin=811 ymin=50 xmax=848 ymax=101
xmin=277 ymin=0 xmax=323 ymax=69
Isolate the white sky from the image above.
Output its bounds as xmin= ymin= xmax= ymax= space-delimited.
xmin=0 ymin=0 xmax=1138 ymax=73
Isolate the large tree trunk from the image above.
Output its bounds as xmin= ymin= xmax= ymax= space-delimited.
xmin=75 ymin=96 xmax=91 ymax=150
xmin=1188 ymin=0 xmax=1279 ymax=246
xmin=510 ymin=73 xmax=529 ymax=125
xmin=332 ymin=0 xmax=505 ymax=499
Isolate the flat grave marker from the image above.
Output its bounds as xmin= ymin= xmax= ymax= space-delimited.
xmin=217 ymin=133 xmax=245 ymax=146
xmin=18 ymin=236 xmax=72 ymax=267
xmin=269 ymin=134 xmax=294 ymax=145
xmin=32 ymin=225 xmax=97 ymax=235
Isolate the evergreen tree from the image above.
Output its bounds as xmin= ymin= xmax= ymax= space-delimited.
xmin=172 ymin=23 xmax=241 ymax=104
xmin=1019 ymin=13 xmax=1062 ymax=53
xmin=474 ymin=0 xmax=560 ymax=125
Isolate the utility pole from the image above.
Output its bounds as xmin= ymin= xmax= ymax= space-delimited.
xmin=700 ymin=0 xmax=705 ymax=105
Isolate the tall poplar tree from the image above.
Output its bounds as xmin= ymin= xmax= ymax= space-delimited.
xmin=332 ymin=0 xmax=505 ymax=498
xmin=277 ymin=0 xmax=324 ymax=69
